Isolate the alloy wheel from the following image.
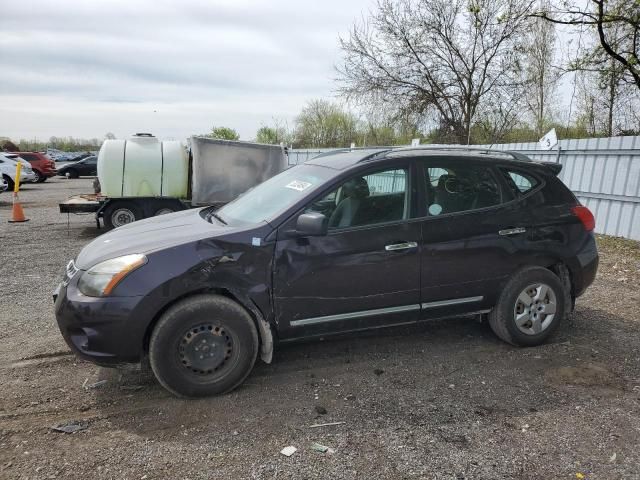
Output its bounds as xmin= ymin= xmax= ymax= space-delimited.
xmin=513 ymin=283 xmax=557 ymax=335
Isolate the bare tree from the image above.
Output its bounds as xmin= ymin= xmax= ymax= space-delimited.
xmin=338 ymin=0 xmax=535 ymax=144
xmin=534 ymin=0 xmax=640 ymax=89
xmin=521 ymin=1 xmax=561 ymax=137
xmin=575 ymin=65 xmax=640 ymax=136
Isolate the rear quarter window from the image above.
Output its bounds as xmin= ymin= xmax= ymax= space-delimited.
xmin=499 ymin=169 xmax=540 ymax=196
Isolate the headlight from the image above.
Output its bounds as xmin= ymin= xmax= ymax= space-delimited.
xmin=78 ymin=254 xmax=147 ymax=297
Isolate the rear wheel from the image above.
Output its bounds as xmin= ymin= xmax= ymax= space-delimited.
xmin=489 ymin=266 xmax=567 ymax=346
xmin=103 ymin=202 xmax=142 ymax=229
xmin=33 ymin=170 xmax=43 ymax=183
xmin=149 ymin=294 xmax=259 ymax=397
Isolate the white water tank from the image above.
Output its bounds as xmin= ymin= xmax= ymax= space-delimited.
xmin=97 ymin=133 xmax=189 ymax=198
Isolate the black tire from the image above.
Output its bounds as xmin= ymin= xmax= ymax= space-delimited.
xmin=488 ymin=266 xmax=567 ymax=347
xmin=3 ymin=175 xmax=14 ymax=192
xmin=153 ymin=207 xmax=176 ymax=216
xmin=65 ymin=169 xmax=79 ymax=179
xmin=102 ymin=201 xmax=142 ymax=230
xmin=149 ymin=294 xmax=259 ymax=397
xmin=40 ymin=176 xmax=47 ymax=183
xmin=34 ymin=170 xmax=46 ymax=183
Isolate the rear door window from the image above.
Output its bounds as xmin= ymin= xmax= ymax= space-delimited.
xmin=421 ymin=161 xmax=502 ymax=216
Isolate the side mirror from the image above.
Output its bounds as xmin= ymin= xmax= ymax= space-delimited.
xmin=295 ymin=212 xmax=328 ymax=237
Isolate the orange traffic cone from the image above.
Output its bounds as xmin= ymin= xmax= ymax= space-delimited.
xmin=8 ymin=192 xmax=29 ymax=223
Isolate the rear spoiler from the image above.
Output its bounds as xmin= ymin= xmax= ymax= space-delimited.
xmin=504 ymin=151 xmax=562 ymax=176
xmin=536 ymin=161 xmax=562 ymax=175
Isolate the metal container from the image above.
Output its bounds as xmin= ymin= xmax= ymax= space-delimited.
xmin=190 ymin=137 xmax=287 ymax=205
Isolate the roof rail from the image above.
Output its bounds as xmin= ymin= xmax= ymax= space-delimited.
xmin=391 ymin=145 xmax=534 ymax=162
xmin=312 ymin=147 xmax=391 ymax=161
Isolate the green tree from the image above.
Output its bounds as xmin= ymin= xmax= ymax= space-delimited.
xmin=255 ymin=119 xmax=293 ymax=145
xmin=294 ymin=99 xmax=359 ymax=148
xmin=207 ymin=126 xmax=240 ymax=141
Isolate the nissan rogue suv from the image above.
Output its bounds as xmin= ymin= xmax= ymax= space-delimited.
xmin=54 ymin=147 xmax=598 ymax=397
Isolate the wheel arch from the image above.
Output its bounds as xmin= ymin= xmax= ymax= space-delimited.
xmin=142 ymin=287 xmax=274 ymax=365
xmin=495 ymin=259 xmax=575 ymax=312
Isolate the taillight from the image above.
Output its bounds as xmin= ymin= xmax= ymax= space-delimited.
xmin=571 ymin=205 xmax=595 ymax=231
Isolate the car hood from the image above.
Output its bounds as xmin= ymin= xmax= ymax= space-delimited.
xmin=75 ymin=208 xmax=236 ymax=269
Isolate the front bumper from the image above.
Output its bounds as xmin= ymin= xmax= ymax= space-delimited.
xmin=54 ymin=279 xmax=147 ymax=366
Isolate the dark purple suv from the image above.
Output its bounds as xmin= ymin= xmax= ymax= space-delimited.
xmin=54 ymin=147 xmax=598 ymax=397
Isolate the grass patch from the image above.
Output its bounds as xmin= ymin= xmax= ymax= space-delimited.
xmin=596 ymin=234 xmax=640 ymax=261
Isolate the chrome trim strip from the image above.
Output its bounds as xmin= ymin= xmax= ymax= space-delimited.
xmin=290 ymin=304 xmax=421 ymax=327
xmin=421 ymin=296 xmax=483 ymax=309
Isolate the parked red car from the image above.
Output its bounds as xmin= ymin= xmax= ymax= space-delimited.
xmin=10 ymin=152 xmax=57 ymax=182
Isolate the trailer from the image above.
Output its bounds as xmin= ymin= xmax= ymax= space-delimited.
xmin=59 ymin=134 xmax=288 ymax=229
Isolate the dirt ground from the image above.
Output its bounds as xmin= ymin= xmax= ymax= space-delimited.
xmin=1 ymin=177 xmax=639 ymax=480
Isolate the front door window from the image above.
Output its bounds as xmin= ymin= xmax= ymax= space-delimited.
xmin=306 ymin=167 xmax=409 ymax=229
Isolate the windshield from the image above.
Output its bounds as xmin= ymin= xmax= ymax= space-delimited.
xmin=215 ymin=164 xmax=336 ymax=226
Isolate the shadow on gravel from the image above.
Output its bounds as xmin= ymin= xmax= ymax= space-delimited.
xmin=90 ymin=306 xmax=633 ymax=445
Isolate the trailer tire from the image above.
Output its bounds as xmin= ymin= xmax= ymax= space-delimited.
xmin=103 ymin=202 xmax=142 ymax=230
xmin=154 ymin=207 xmax=175 ymax=216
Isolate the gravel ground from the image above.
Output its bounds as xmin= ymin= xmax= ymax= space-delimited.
xmin=1 ymin=177 xmax=639 ymax=480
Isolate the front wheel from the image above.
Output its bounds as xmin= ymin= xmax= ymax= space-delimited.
xmin=149 ymin=294 xmax=259 ymax=397
xmin=3 ymin=175 xmax=14 ymax=192
xmin=489 ymin=266 xmax=567 ymax=347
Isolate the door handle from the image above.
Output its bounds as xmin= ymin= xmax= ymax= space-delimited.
xmin=498 ymin=227 xmax=526 ymax=236
xmin=385 ymin=241 xmax=418 ymax=251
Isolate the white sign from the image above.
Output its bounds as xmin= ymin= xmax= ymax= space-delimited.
xmin=411 ymin=138 xmax=421 ymax=146
xmin=539 ymin=128 xmax=558 ymax=150
xmin=285 ymin=180 xmax=312 ymax=192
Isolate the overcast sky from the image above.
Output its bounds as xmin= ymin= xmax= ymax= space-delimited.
xmin=0 ymin=0 xmax=375 ymax=142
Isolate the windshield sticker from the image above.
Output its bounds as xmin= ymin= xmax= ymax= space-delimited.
xmin=285 ymin=180 xmax=312 ymax=192
xmin=252 ymin=237 xmax=262 ymax=246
